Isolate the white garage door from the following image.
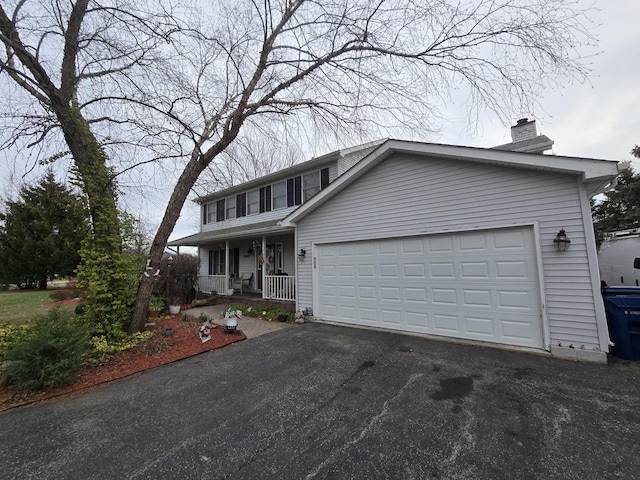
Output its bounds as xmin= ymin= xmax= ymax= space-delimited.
xmin=315 ymin=227 xmax=544 ymax=348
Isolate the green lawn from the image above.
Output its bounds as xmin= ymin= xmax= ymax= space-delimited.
xmin=0 ymin=290 xmax=69 ymax=326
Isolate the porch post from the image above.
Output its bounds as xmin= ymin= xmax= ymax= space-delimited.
xmin=225 ymin=240 xmax=230 ymax=294
xmin=262 ymin=236 xmax=267 ymax=299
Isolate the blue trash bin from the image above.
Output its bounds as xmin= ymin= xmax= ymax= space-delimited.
xmin=602 ymin=295 xmax=640 ymax=360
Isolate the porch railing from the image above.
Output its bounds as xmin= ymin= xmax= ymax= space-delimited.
xmin=197 ymin=274 xmax=296 ymax=301
xmin=197 ymin=275 xmax=227 ymax=295
xmin=264 ymin=275 xmax=296 ymax=301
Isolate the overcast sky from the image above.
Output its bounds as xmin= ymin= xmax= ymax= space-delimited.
xmin=1 ymin=1 xmax=638 ymax=245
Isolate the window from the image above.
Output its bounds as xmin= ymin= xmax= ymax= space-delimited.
xmin=202 ymin=202 xmax=216 ymax=224
xmin=634 ymin=258 xmax=640 ymax=269
xmin=303 ymin=172 xmax=320 ymax=201
xmin=272 ymin=181 xmax=287 ymax=209
xmin=226 ymin=195 xmax=236 ymax=219
xmin=248 ymin=189 xmax=259 ymax=215
xmin=208 ymin=248 xmax=239 ymax=275
xmin=209 ymin=250 xmax=225 ymax=275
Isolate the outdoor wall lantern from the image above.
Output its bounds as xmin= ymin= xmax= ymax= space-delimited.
xmin=553 ymin=228 xmax=571 ymax=252
xmin=298 ymin=248 xmax=306 ymax=260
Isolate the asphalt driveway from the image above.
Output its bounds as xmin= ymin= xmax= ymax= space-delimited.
xmin=1 ymin=323 xmax=639 ymax=479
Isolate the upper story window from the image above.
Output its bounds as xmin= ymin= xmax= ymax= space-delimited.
xmin=202 ymin=202 xmax=216 ymax=224
xmin=247 ymin=189 xmax=259 ymax=215
xmin=204 ymin=167 xmax=331 ymax=225
xmin=226 ymin=196 xmax=236 ymax=219
xmin=303 ymin=172 xmax=320 ymax=201
xmin=272 ymin=181 xmax=287 ymax=210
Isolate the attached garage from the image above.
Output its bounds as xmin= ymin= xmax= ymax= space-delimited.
xmin=283 ymin=139 xmax=623 ymax=362
xmin=314 ymin=227 xmax=544 ymax=349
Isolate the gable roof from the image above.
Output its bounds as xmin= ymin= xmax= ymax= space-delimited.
xmin=195 ymin=139 xmax=385 ymax=204
xmin=281 ymin=139 xmax=624 ymax=226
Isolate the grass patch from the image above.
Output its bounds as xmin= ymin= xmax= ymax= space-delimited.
xmin=0 ymin=290 xmax=75 ymax=326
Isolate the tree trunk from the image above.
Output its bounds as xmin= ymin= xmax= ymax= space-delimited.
xmin=129 ymin=158 xmax=208 ymax=333
xmin=56 ymin=107 xmax=121 ymax=250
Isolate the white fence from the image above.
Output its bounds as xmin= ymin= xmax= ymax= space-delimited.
xmin=197 ymin=274 xmax=296 ymax=301
xmin=197 ymin=275 xmax=227 ymax=295
xmin=264 ymin=275 xmax=296 ymax=301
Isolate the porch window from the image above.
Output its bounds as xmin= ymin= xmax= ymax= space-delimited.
xmin=247 ymin=189 xmax=259 ymax=215
xmin=208 ymin=248 xmax=239 ymax=275
xmin=209 ymin=250 xmax=225 ymax=275
xmin=226 ymin=196 xmax=236 ymax=219
xmin=272 ymin=181 xmax=287 ymax=209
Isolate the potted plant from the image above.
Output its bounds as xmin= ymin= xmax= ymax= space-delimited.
xmin=148 ymin=296 xmax=165 ymax=318
xmin=166 ymin=276 xmax=182 ymax=314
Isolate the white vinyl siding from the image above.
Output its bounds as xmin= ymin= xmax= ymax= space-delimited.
xmin=296 ymin=154 xmax=601 ymax=350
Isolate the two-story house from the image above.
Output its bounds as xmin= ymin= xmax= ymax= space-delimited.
xmin=170 ymin=121 xmax=624 ymax=362
xmin=169 ymin=140 xmax=384 ymax=301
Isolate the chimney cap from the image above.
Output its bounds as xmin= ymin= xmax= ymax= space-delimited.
xmin=516 ymin=118 xmax=531 ymax=125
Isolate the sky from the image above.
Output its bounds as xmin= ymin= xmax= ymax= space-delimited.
xmin=1 ymin=1 xmax=638 ymax=245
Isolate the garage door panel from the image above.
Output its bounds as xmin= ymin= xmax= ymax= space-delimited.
xmin=460 ymin=262 xmax=490 ymax=278
xmin=462 ymin=289 xmax=492 ymax=307
xmin=465 ymin=315 xmax=496 ymax=337
xmin=434 ymin=314 xmax=460 ymax=332
xmin=431 ymin=263 xmax=456 ymax=278
xmin=405 ymin=287 xmax=427 ymax=302
xmin=316 ymin=227 xmax=543 ymax=349
xmin=459 ymin=233 xmax=487 ymax=251
xmin=406 ymin=311 xmax=429 ymax=328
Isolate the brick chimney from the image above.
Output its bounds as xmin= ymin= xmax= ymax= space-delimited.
xmin=511 ymin=118 xmax=537 ymax=143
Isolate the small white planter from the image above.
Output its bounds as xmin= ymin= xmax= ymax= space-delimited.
xmin=168 ymin=305 xmax=181 ymax=315
xmin=226 ymin=289 xmax=235 ymax=296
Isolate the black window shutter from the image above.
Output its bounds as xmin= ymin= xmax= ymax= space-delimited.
xmin=259 ymin=187 xmax=265 ymax=213
xmin=320 ymin=168 xmax=330 ymax=189
xmin=294 ymin=176 xmax=302 ymax=205
xmin=208 ymin=250 xmax=213 ymax=275
xmin=265 ymin=185 xmax=272 ymax=211
xmin=202 ymin=204 xmax=207 ymax=224
xmin=236 ymin=193 xmax=246 ymax=217
xmin=216 ymin=199 xmax=225 ymax=222
xmin=287 ymin=178 xmax=294 ymax=207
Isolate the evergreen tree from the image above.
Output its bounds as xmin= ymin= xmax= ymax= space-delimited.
xmin=0 ymin=172 xmax=89 ymax=288
xmin=592 ymin=146 xmax=640 ymax=245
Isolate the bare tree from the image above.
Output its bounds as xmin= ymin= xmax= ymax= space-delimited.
xmin=195 ymin=134 xmax=301 ymax=194
xmin=130 ymin=0 xmax=597 ymax=331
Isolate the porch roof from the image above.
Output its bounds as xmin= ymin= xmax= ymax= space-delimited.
xmin=168 ymin=220 xmax=293 ymax=247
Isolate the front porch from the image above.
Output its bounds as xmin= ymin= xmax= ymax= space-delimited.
xmin=197 ymin=273 xmax=296 ymax=302
xmin=194 ymin=231 xmax=299 ymax=302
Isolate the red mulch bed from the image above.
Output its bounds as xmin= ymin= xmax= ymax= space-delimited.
xmin=0 ymin=311 xmax=245 ymax=412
